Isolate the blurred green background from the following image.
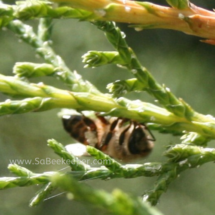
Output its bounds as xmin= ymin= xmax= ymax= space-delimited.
xmin=1 ymin=0 xmax=215 ymax=214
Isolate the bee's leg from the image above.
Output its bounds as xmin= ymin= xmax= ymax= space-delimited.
xmin=118 ymin=118 xmax=129 ymax=127
xmin=95 ymin=113 xmax=110 ymax=125
xmin=118 ymin=121 xmax=132 ymax=145
xmin=79 ymin=116 xmax=98 ymax=146
xmin=140 ymin=123 xmax=156 ymax=141
xmin=99 ymin=118 xmax=121 ymax=151
xmin=127 ymin=123 xmax=154 ymax=155
xmin=82 ymin=116 xmax=97 ymax=131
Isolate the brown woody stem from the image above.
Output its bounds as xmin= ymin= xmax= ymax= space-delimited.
xmin=51 ymin=0 xmax=215 ymax=40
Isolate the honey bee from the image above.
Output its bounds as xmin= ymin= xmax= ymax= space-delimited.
xmin=62 ymin=113 xmax=155 ymax=162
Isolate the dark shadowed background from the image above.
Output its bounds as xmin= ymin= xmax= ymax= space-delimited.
xmin=1 ymin=0 xmax=215 ymax=214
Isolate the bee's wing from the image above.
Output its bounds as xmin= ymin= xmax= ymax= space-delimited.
xmin=65 ymin=143 xmax=90 ymax=157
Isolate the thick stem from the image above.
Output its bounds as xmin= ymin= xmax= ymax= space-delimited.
xmin=51 ymin=0 xmax=215 ymax=40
